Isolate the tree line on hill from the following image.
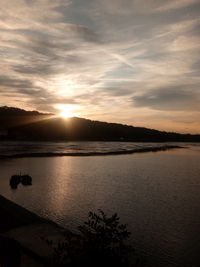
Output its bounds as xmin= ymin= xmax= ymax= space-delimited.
xmin=0 ymin=106 xmax=199 ymax=142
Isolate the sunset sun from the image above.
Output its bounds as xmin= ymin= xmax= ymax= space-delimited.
xmin=59 ymin=109 xmax=75 ymax=118
xmin=56 ymin=104 xmax=79 ymax=119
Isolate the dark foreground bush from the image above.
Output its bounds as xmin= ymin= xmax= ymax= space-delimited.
xmin=49 ymin=210 xmax=138 ymax=267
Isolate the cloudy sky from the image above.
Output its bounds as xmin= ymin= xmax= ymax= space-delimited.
xmin=0 ymin=0 xmax=200 ymax=133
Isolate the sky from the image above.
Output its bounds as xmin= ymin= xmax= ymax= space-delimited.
xmin=0 ymin=0 xmax=200 ymax=133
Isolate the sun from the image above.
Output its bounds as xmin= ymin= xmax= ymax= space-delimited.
xmin=56 ymin=104 xmax=79 ymax=119
xmin=59 ymin=109 xmax=75 ymax=118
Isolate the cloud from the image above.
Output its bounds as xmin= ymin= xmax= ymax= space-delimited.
xmin=0 ymin=75 xmax=36 ymax=89
xmin=0 ymin=0 xmax=200 ymax=133
xmin=154 ymin=0 xmax=199 ymax=12
xmin=97 ymin=0 xmax=199 ymax=15
xmin=133 ymin=85 xmax=200 ymax=111
xmin=169 ymin=35 xmax=200 ymax=52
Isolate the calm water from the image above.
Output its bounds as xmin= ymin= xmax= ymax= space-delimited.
xmin=0 ymin=142 xmax=200 ymax=266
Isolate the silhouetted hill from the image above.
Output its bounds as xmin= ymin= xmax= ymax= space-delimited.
xmin=0 ymin=106 xmax=49 ymax=116
xmin=0 ymin=106 xmax=199 ymax=142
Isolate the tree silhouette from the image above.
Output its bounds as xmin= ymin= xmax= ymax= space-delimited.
xmin=48 ymin=210 xmax=136 ymax=267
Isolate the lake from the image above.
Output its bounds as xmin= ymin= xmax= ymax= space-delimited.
xmin=0 ymin=142 xmax=199 ymax=266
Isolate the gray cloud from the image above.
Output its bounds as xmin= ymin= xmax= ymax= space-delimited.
xmin=0 ymin=75 xmax=36 ymax=89
xmin=64 ymin=24 xmax=101 ymax=43
xmin=13 ymin=64 xmax=55 ymax=76
xmin=104 ymin=87 xmax=133 ymax=97
xmin=133 ymin=85 xmax=200 ymax=111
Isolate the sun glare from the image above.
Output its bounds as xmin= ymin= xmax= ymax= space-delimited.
xmin=56 ymin=105 xmax=79 ymax=119
xmin=60 ymin=109 xmax=75 ymax=118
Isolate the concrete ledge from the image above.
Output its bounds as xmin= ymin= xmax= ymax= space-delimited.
xmin=0 ymin=195 xmax=70 ymax=266
xmin=0 ymin=195 xmax=46 ymax=232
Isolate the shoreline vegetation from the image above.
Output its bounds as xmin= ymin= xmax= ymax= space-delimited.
xmin=0 ymin=145 xmax=183 ymax=159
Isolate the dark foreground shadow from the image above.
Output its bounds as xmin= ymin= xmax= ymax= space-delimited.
xmin=0 ymin=236 xmax=21 ymax=267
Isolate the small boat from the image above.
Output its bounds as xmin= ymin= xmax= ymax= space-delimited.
xmin=21 ymin=174 xmax=32 ymax=185
xmin=9 ymin=174 xmax=32 ymax=189
xmin=9 ymin=175 xmax=21 ymax=189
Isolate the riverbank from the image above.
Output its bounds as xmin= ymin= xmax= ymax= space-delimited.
xmin=0 ymin=195 xmax=46 ymax=232
xmin=0 ymin=195 xmax=69 ymax=266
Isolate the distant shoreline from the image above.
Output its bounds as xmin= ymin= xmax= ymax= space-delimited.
xmin=0 ymin=145 xmax=183 ymax=159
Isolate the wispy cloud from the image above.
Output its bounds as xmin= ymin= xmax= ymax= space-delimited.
xmin=0 ymin=0 xmax=200 ymax=133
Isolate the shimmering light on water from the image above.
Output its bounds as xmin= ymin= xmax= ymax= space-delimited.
xmin=0 ymin=143 xmax=199 ymax=266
